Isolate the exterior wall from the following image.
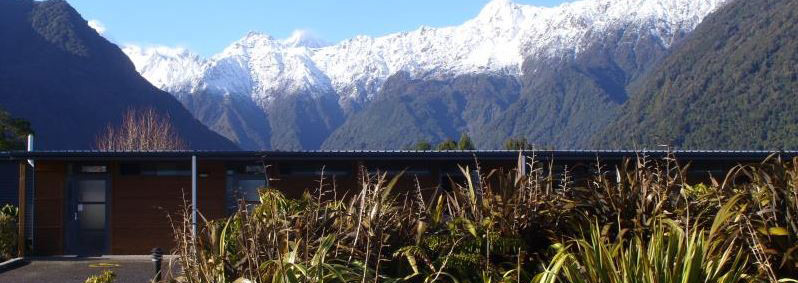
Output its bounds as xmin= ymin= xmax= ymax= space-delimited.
xmin=267 ymin=161 xmax=359 ymax=199
xmin=265 ymin=159 xmax=520 ymax=199
xmin=25 ymin=154 xmax=747 ymax=255
xmin=0 ymin=161 xmax=19 ymax=206
xmin=30 ymin=160 xmax=227 ymax=255
xmin=110 ymin=161 xmax=226 ymax=254
xmin=33 ymin=161 xmax=66 ymax=255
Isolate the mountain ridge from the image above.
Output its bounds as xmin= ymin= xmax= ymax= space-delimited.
xmin=128 ymin=0 xmax=728 ymax=107
xmin=124 ymin=0 xmax=731 ymax=150
xmin=593 ymin=0 xmax=798 ymax=150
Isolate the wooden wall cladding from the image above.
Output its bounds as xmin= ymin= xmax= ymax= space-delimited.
xmin=110 ymin=161 xmax=226 ymax=255
xmin=33 ymin=161 xmax=66 ymax=255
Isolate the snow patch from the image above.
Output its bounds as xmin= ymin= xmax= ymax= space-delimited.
xmin=87 ymin=19 xmax=106 ymax=35
xmin=124 ymin=0 xmax=730 ymax=108
xmin=282 ymin=30 xmax=330 ymax=49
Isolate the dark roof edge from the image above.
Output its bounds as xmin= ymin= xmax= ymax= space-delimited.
xmin=0 ymin=150 xmax=795 ymax=162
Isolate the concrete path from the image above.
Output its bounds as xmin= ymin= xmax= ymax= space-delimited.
xmin=0 ymin=256 xmax=176 ymax=283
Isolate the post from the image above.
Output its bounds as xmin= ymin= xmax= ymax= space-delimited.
xmin=17 ymin=162 xmax=26 ymax=257
xmin=26 ymin=134 xmax=34 ymax=253
xmin=191 ymin=155 xmax=197 ymax=237
xmin=151 ymin=247 xmax=163 ymax=282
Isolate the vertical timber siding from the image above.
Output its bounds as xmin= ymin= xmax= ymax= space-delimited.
xmin=33 ymin=161 xmax=66 ymax=255
xmin=110 ymin=161 xmax=226 ymax=254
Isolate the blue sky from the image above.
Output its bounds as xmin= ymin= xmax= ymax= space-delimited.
xmin=70 ymin=0 xmax=572 ymax=56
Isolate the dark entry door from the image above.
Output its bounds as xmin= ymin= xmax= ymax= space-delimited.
xmin=66 ymin=178 xmax=109 ymax=255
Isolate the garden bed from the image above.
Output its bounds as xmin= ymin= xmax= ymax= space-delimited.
xmin=163 ymin=155 xmax=798 ymax=282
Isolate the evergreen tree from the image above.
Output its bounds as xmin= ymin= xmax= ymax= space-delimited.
xmin=437 ymin=138 xmax=458 ymax=150
xmin=409 ymin=140 xmax=432 ymax=150
xmin=504 ymin=137 xmax=532 ymax=150
xmin=0 ymin=109 xmax=32 ymax=150
xmin=457 ymin=132 xmax=475 ymax=150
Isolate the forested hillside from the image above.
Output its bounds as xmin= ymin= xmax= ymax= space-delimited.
xmin=595 ymin=0 xmax=798 ymax=149
xmin=0 ymin=0 xmax=237 ymax=150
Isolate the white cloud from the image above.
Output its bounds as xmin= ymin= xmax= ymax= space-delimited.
xmin=87 ymin=19 xmax=106 ymax=35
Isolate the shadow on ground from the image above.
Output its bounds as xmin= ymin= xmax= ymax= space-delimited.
xmin=0 ymin=256 xmax=177 ymax=283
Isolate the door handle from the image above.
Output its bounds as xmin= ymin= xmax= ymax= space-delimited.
xmin=75 ymin=204 xmax=83 ymax=221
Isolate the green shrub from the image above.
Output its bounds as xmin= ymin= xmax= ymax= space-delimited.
xmin=164 ymin=155 xmax=798 ymax=282
xmin=0 ymin=204 xmax=18 ymax=261
xmin=535 ymin=217 xmax=749 ymax=283
xmin=84 ymin=270 xmax=115 ymax=283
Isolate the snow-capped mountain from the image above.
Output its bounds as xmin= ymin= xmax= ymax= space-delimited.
xmin=123 ymin=45 xmax=206 ymax=94
xmin=282 ymin=30 xmax=330 ymax=49
xmin=123 ymin=0 xmax=730 ymax=150
xmin=126 ymin=0 xmax=728 ymax=108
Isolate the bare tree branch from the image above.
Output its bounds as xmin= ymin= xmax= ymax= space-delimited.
xmin=94 ymin=107 xmax=188 ymax=151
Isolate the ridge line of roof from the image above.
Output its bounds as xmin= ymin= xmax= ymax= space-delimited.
xmin=1 ymin=149 xmax=796 ymax=154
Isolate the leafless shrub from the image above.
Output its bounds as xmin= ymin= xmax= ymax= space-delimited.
xmin=95 ymin=107 xmax=187 ymax=151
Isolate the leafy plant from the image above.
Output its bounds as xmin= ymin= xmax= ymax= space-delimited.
xmin=503 ymin=137 xmax=533 ymax=150
xmin=457 ymin=133 xmax=475 ymax=150
xmin=0 ymin=204 xmax=18 ymax=261
xmin=84 ymin=270 xmax=116 ymax=283
xmin=162 ymin=154 xmax=798 ymax=282
xmin=437 ymin=139 xmax=458 ymax=150
xmin=535 ymin=214 xmax=749 ymax=282
xmin=0 ymin=109 xmax=32 ymax=150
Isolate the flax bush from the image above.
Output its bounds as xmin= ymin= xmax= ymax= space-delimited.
xmin=162 ymin=154 xmax=798 ymax=282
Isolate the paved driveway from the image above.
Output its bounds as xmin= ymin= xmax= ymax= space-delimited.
xmin=0 ymin=256 xmax=175 ymax=283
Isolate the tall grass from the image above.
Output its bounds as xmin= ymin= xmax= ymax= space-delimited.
xmin=163 ymin=154 xmax=798 ymax=282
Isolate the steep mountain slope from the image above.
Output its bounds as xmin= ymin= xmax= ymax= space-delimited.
xmin=322 ymin=0 xmax=712 ymax=149
xmin=594 ymin=0 xmax=798 ymax=149
xmin=322 ymin=73 xmax=521 ymax=149
xmin=127 ymin=0 xmax=730 ymax=150
xmin=177 ymin=93 xmax=271 ymax=150
xmin=0 ymin=0 xmax=237 ymax=150
xmin=479 ymin=24 xmax=674 ymax=148
xmin=124 ymin=34 xmax=344 ymax=150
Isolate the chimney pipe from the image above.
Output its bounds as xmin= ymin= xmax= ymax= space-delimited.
xmin=26 ymin=134 xmax=33 ymax=151
xmin=26 ymin=134 xmax=34 ymax=167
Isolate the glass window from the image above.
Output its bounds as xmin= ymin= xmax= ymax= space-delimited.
xmin=119 ymin=163 xmax=191 ymax=176
xmin=79 ymin=204 xmax=106 ymax=230
xmin=80 ymin=166 xmax=107 ymax=173
xmin=237 ymin=179 xmax=266 ymax=202
xmin=279 ymin=165 xmax=350 ymax=176
xmin=366 ymin=168 xmax=430 ymax=176
xmin=154 ymin=163 xmax=191 ymax=176
xmin=245 ymin=165 xmax=265 ymax=174
xmin=78 ymin=180 xmax=106 ymax=202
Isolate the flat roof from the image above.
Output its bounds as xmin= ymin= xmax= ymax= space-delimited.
xmin=0 ymin=150 xmax=795 ymax=162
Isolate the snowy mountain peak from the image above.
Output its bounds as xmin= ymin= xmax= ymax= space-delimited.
xmin=476 ymin=0 xmax=528 ymax=22
xmin=282 ymin=30 xmax=329 ymax=49
xmin=123 ymin=45 xmax=204 ymax=93
xmin=243 ymin=31 xmax=274 ymax=41
xmin=125 ymin=0 xmax=731 ymax=109
xmin=232 ymin=32 xmax=279 ymax=50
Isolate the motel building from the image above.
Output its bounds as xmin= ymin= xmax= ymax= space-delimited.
xmin=0 ymin=149 xmax=794 ymax=256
